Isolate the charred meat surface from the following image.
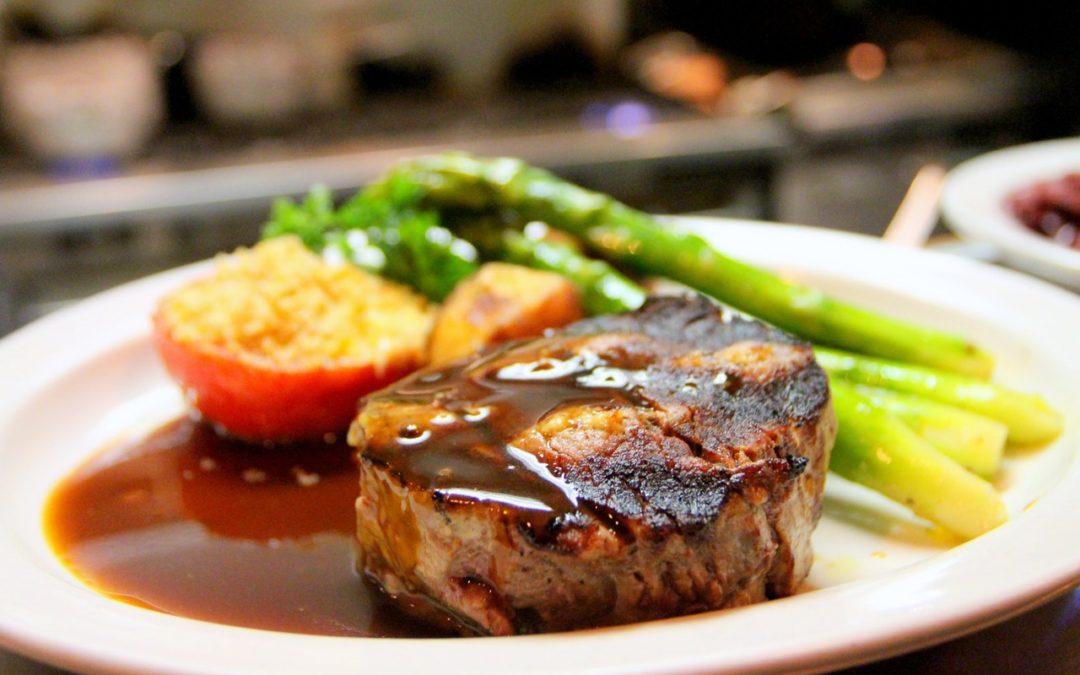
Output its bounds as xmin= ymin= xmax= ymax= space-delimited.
xmin=350 ymin=295 xmax=835 ymax=635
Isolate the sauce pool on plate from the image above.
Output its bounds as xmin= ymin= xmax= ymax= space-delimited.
xmin=43 ymin=417 xmax=452 ymax=638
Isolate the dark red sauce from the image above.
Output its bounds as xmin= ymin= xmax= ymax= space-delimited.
xmin=44 ymin=417 xmax=452 ymax=637
xmin=1006 ymin=173 xmax=1080 ymax=250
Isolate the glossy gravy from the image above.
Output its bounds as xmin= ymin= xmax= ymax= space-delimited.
xmin=45 ymin=343 xmax=652 ymax=637
xmin=361 ymin=341 xmax=649 ymax=536
xmin=44 ymin=417 xmax=451 ymax=637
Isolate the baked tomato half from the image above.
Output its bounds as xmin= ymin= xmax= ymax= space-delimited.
xmin=152 ymin=238 xmax=432 ymax=442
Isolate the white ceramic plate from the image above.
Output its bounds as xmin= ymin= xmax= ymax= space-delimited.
xmin=1 ymin=220 xmax=1078 ymax=674
xmin=940 ymin=137 xmax=1080 ymax=290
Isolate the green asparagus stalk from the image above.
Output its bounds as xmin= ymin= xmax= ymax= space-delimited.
xmin=830 ymin=381 xmax=1008 ymax=539
xmin=817 ymin=347 xmax=1063 ymax=447
xmin=498 ymin=228 xmax=646 ymax=315
xmin=853 ymin=385 xmax=1006 ymax=478
xmin=368 ymin=153 xmax=994 ymax=378
xmin=448 ymin=214 xmax=646 ymax=315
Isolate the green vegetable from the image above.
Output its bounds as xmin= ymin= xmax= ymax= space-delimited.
xmin=262 ymin=179 xmax=479 ymax=301
xmin=853 ymin=384 xmax=1006 ymax=478
xmin=367 ymin=152 xmax=994 ymax=378
xmin=263 ymin=185 xmax=338 ymax=250
xmin=817 ymin=347 xmax=1063 ymax=447
xmin=498 ymin=226 xmax=645 ymax=315
xmin=829 ymin=381 xmax=1008 ymax=539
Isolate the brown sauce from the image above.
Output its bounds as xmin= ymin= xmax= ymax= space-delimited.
xmin=45 ymin=340 xmax=651 ymax=637
xmin=362 ymin=339 xmax=650 ymax=530
xmin=44 ymin=417 xmax=453 ymax=638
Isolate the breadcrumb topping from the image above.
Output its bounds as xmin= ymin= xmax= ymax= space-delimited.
xmin=158 ymin=237 xmax=433 ymax=371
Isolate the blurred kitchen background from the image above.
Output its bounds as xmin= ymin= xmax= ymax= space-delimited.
xmin=0 ymin=0 xmax=1076 ymax=336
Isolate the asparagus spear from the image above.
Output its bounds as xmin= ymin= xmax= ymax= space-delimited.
xmin=853 ymin=385 xmax=1006 ymax=478
xmin=369 ymin=153 xmax=994 ymax=378
xmin=817 ymin=347 xmax=1063 ymax=447
xmin=829 ymin=381 xmax=1008 ymax=539
xmin=448 ymin=214 xmax=646 ymax=315
xmin=498 ymin=227 xmax=646 ymax=315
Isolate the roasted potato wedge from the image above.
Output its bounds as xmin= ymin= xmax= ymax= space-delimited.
xmin=428 ymin=263 xmax=584 ymax=364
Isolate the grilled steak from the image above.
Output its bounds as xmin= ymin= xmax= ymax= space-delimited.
xmin=350 ymin=295 xmax=835 ymax=635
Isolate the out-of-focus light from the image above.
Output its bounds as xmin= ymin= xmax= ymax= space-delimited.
xmin=846 ymin=42 xmax=886 ymax=81
xmin=605 ymin=101 xmax=652 ymax=139
xmin=48 ymin=155 xmax=119 ymax=180
xmin=580 ymin=101 xmax=654 ymax=138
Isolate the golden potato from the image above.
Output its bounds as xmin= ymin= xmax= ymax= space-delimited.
xmin=428 ymin=263 xmax=584 ymax=365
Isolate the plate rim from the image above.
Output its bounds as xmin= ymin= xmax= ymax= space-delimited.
xmin=1 ymin=219 xmax=1078 ymax=674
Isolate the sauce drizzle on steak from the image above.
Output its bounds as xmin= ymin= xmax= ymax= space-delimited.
xmin=363 ymin=340 xmax=657 ymax=528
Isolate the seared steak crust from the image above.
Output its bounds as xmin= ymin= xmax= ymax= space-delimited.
xmin=351 ymin=295 xmax=835 ymax=635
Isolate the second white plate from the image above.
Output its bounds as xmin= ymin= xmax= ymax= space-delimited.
xmin=941 ymin=137 xmax=1080 ymax=290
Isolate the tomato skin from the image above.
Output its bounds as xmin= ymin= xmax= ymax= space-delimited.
xmin=152 ymin=312 xmax=416 ymax=442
